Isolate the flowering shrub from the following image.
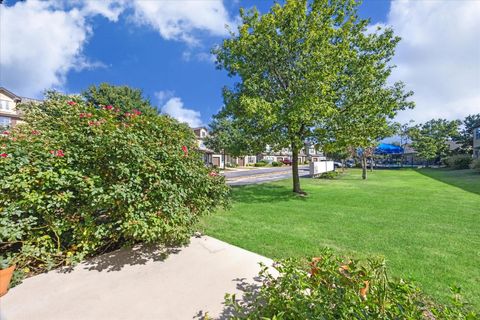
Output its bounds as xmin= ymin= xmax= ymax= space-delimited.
xmin=0 ymin=91 xmax=229 ymax=281
xmin=225 ymin=250 xmax=476 ymax=319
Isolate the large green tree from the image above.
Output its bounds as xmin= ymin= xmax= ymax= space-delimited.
xmin=82 ymin=83 xmax=158 ymax=116
xmin=204 ymin=114 xmax=258 ymax=163
xmin=214 ymin=0 xmax=412 ymax=193
xmin=407 ymin=119 xmax=460 ymax=165
xmin=454 ymin=114 xmax=480 ymax=154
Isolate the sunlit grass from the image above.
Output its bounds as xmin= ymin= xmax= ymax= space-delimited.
xmin=200 ymin=168 xmax=480 ymax=308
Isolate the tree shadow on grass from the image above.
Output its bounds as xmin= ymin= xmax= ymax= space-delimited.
xmin=415 ymin=168 xmax=480 ymax=196
xmin=231 ymin=183 xmax=309 ymax=204
xmin=59 ymin=243 xmax=181 ymax=273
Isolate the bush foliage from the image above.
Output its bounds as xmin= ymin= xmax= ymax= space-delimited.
xmin=254 ymin=160 xmax=269 ymax=167
xmin=225 ymin=250 xmax=476 ymax=319
xmin=470 ymin=158 xmax=480 ymax=172
xmin=0 ymin=92 xmax=229 ymax=281
xmin=271 ymin=161 xmax=282 ymax=167
xmin=444 ymin=155 xmax=473 ymax=170
xmin=317 ymin=171 xmax=340 ymax=179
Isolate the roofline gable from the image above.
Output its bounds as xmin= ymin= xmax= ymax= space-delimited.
xmin=0 ymin=87 xmax=21 ymax=101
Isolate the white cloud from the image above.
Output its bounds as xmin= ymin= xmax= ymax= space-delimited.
xmin=0 ymin=1 xmax=90 ymax=97
xmin=0 ymin=0 xmax=232 ymax=98
xmin=154 ymin=90 xmax=175 ymax=105
xmin=160 ymin=96 xmax=203 ymax=128
xmin=384 ymin=0 xmax=480 ymax=123
xmin=0 ymin=0 xmax=123 ymax=98
xmin=130 ymin=0 xmax=234 ymax=45
xmin=79 ymin=0 xmax=125 ymax=22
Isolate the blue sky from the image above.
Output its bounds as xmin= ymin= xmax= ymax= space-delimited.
xmin=1 ymin=0 xmax=479 ymax=127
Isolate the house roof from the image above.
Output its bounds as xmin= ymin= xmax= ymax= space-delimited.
xmin=0 ymin=87 xmax=21 ymax=101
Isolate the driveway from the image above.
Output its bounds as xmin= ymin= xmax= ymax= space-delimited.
xmin=0 ymin=236 xmax=273 ymax=320
xmin=224 ymin=165 xmax=310 ymax=186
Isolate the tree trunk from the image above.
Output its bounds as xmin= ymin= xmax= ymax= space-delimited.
xmin=223 ymin=150 xmax=226 ymax=170
xmin=369 ymin=157 xmax=374 ymax=172
xmin=291 ymin=144 xmax=304 ymax=194
xmin=341 ymin=159 xmax=345 ymax=173
xmin=362 ymin=154 xmax=367 ymax=180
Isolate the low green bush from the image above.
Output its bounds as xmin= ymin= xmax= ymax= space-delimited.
xmin=0 ymin=91 xmax=229 ymax=283
xmin=224 ymin=249 xmax=476 ymax=319
xmin=226 ymin=162 xmax=238 ymax=168
xmin=254 ymin=160 xmax=269 ymax=167
xmin=471 ymin=158 xmax=480 ymax=172
xmin=317 ymin=171 xmax=339 ymax=179
xmin=271 ymin=161 xmax=282 ymax=167
xmin=444 ymin=155 xmax=473 ymax=170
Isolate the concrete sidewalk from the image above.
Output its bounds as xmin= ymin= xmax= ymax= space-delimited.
xmin=0 ymin=236 xmax=272 ymax=320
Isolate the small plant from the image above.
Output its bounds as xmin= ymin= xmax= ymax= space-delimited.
xmin=444 ymin=155 xmax=473 ymax=169
xmin=317 ymin=171 xmax=339 ymax=179
xmin=224 ymin=250 xmax=477 ymax=319
xmin=471 ymin=158 xmax=480 ymax=172
xmin=271 ymin=161 xmax=282 ymax=167
xmin=254 ymin=160 xmax=269 ymax=167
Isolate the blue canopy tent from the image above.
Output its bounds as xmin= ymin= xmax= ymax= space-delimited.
xmin=374 ymin=143 xmax=404 ymax=155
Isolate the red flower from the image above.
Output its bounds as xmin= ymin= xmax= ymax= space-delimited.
xmin=209 ymin=171 xmax=218 ymax=177
xmin=2 ymin=131 xmax=9 ymax=135
xmin=182 ymin=145 xmax=188 ymax=157
xmin=104 ymin=105 xmax=113 ymax=110
xmin=0 ymin=153 xmax=8 ymax=158
xmin=67 ymin=101 xmax=76 ymax=106
xmin=31 ymin=130 xmax=40 ymax=135
xmin=132 ymin=109 xmax=141 ymax=115
xmin=50 ymin=150 xmax=65 ymax=157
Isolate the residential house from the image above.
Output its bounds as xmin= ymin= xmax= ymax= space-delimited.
xmin=193 ymin=127 xmax=216 ymax=166
xmin=0 ymin=87 xmax=22 ymax=128
xmin=193 ymin=126 xmax=325 ymax=167
xmin=192 ymin=126 xmax=258 ymax=167
xmin=258 ymin=143 xmax=324 ymax=163
xmin=0 ymin=87 xmax=41 ymax=128
xmin=474 ymin=126 xmax=480 ymax=159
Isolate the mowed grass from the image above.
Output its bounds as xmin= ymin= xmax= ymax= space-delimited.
xmin=200 ymin=168 xmax=480 ymax=308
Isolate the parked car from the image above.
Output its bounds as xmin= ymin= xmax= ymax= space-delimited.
xmin=281 ymin=159 xmax=293 ymax=165
xmin=345 ymin=160 xmax=355 ymax=168
xmin=333 ymin=161 xmax=343 ymax=169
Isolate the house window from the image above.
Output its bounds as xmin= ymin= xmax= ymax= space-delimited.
xmin=0 ymin=100 xmax=11 ymax=111
xmin=0 ymin=116 xmax=11 ymax=128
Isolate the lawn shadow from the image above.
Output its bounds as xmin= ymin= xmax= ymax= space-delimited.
xmin=415 ymin=168 xmax=480 ymax=195
xmin=59 ymin=243 xmax=181 ymax=273
xmin=232 ymin=183 xmax=308 ymax=204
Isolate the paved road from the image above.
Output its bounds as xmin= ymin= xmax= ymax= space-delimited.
xmin=224 ymin=165 xmax=310 ymax=186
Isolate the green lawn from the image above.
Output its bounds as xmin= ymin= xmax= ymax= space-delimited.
xmin=200 ymin=168 xmax=480 ymax=308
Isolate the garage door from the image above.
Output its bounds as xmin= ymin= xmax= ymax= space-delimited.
xmin=213 ymin=157 xmax=220 ymax=167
